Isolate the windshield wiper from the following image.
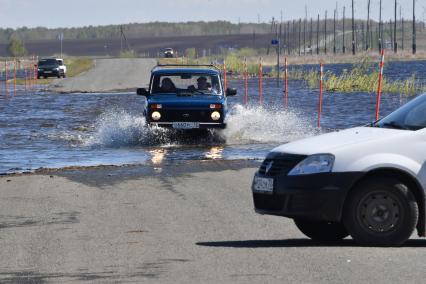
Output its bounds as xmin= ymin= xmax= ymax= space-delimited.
xmin=379 ymin=121 xmax=409 ymax=130
xmin=190 ymin=90 xmax=207 ymax=95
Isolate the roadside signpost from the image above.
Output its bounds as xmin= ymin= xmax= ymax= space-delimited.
xmin=58 ymin=33 xmax=64 ymax=58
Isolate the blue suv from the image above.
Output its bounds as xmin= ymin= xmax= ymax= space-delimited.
xmin=137 ymin=64 xmax=237 ymax=129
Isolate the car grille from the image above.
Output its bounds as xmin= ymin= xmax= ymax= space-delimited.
xmin=259 ymin=154 xmax=307 ymax=176
xmin=156 ymin=110 xmax=221 ymax=122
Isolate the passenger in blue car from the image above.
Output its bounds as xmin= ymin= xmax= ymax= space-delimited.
xmin=160 ymin=77 xmax=176 ymax=93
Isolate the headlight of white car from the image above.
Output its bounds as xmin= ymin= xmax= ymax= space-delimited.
xmin=288 ymin=154 xmax=335 ymax=176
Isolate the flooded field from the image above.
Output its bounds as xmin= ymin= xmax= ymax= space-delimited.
xmin=0 ymin=60 xmax=424 ymax=174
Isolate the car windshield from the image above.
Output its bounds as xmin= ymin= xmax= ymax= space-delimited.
xmin=373 ymin=93 xmax=426 ymax=131
xmin=38 ymin=59 xmax=59 ymax=67
xmin=151 ymin=73 xmax=222 ymax=95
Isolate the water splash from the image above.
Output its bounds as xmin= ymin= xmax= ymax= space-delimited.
xmin=82 ymin=105 xmax=317 ymax=148
xmin=84 ymin=110 xmax=164 ymax=147
xmin=223 ymin=104 xmax=318 ymax=144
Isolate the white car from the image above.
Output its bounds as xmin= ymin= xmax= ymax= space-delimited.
xmin=56 ymin=58 xmax=67 ymax=77
xmin=252 ymin=93 xmax=426 ymax=246
xmin=164 ymin=48 xmax=174 ymax=58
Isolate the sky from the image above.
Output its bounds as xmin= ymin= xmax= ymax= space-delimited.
xmin=0 ymin=0 xmax=424 ymax=29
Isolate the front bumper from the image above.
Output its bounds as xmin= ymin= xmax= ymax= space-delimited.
xmin=149 ymin=122 xmax=226 ymax=129
xmin=38 ymin=70 xmax=61 ymax=77
xmin=252 ymin=171 xmax=363 ymax=222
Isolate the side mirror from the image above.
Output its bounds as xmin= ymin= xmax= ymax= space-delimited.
xmin=226 ymin=88 xmax=237 ymax=96
xmin=137 ymin=88 xmax=149 ymax=96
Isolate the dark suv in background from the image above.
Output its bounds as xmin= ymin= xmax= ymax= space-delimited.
xmin=37 ymin=58 xmax=66 ymax=79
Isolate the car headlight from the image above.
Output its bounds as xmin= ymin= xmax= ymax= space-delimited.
xmin=151 ymin=111 xmax=161 ymax=121
xmin=288 ymin=154 xmax=335 ymax=176
xmin=211 ymin=111 xmax=221 ymax=121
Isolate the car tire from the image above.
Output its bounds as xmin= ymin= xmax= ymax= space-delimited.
xmin=294 ymin=219 xmax=349 ymax=242
xmin=343 ymin=177 xmax=418 ymax=246
xmin=43 ymin=76 xmax=47 ymax=79
xmin=63 ymin=74 xmax=66 ymax=78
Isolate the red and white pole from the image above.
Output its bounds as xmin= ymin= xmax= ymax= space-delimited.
xmin=4 ymin=60 xmax=8 ymax=97
xmin=13 ymin=59 xmax=16 ymax=97
xmin=24 ymin=67 xmax=28 ymax=91
xmin=375 ymin=49 xmax=385 ymax=121
xmin=244 ymin=58 xmax=248 ymax=106
xmin=284 ymin=57 xmax=289 ymax=109
xmin=318 ymin=63 xmax=324 ymax=128
xmin=30 ymin=56 xmax=34 ymax=89
xmin=259 ymin=58 xmax=263 ymax=106
xmin=223 ymin=60 xmax=227 ymax=91
xmin=34 ymin=56 xmax=38 ymax=88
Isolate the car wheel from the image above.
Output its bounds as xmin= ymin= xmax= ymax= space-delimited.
xmin=63 ymin=74 xmax=66 ymax=78
xmin=57 ymin=74 xmax=61 ymax=78
xmin=43 ymin=76 xmax=47 ymax=79
xmin=343 ymin=177 xmax=418 ymax=246
xmin=294 ymin=219 xmax=349 ymax=242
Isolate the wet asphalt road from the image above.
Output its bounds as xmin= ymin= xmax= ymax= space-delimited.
xmin=0 ymin=160 xmax=425 ymax=283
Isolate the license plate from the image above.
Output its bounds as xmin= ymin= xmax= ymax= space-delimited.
xmin=253 ymin=176 xmax=274 ymax=193
xmin=44 ymin=71 xmax=52 ymax=73
xmin=172 ymin=122 xmax=200 ymax=129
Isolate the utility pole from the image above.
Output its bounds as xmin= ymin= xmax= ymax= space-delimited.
xmin=280 ymin=10 xmax=283 ymax=54
xmin=333 ymin=9 xmax=336 ymax=53
xmin=324 ymin=10 xmax=327 ymax=54
xmin=293 ymin=20 xmax=296 ymax=54
xmin=379 ymin=0 xmax=382 ymax=52
xmin=316 ymin=14 xmax=320 ymax=55
xmin=343 ymin=6 xmax=346 ymax=54
xmin=304 ymin=6 xmax=307 ymax=56
xmin=401 ymin=6 xmax=404 ymax=50
xmin=394 ymin=0 xmax=397 ymax=53
xmin=352 ymin=0 xmax=355 ymax=55
xmin=310 ymin=18 xmax=313 ymax=55
xmin=366 ymin=0 xmax=371 ymax=50
xmin=298 ymin=18 xmax=302 ymax=56
xmin=412 ymin=0 xmax=416 ymax=54
xmin=120 ymin=26 xmax=124 ymax=53
xmin=288 ymin=21 xmax=291 ymax=54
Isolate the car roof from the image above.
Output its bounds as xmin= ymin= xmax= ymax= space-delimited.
xmin=152 ymin=66 xmax=220 ymax=75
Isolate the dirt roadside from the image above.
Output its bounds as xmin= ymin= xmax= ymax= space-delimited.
xmin=48 ymin=58 xmax=157 ymax=93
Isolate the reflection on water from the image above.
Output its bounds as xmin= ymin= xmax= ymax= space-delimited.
xmin=150 ymin=149 xmax=167 ymax=165
xmin=205 ymin=146 xmax=224 ymax=160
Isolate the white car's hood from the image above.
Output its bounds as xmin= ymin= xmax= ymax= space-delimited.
xmin=272 ymin=127 xmax=407 ymax=155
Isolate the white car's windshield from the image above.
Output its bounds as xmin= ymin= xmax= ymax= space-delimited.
xmin=374 ymin=94 xmax=426 ymax=130
xmin=151 ymin=73 xmax=222 ymax=95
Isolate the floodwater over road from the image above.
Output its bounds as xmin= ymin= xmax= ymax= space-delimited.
xmin=0 ymin=60 xmax=424 ymax=174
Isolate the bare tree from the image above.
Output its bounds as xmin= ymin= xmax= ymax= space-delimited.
xmin=352 ymin=0 xmax=356 ymax=55
xmin=343 ymin=6 xmax=346 ymax=53
xmin=412 ymin=0 xmax=416 ymax=54
xmin=394 ymin=0 xmax=398 ymax=53
xmin=324 ymin=10 xmax=327 ymax=54
xmin=366 ymin=0 xmax=371 ymax=50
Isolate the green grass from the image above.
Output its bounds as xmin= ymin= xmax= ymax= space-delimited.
xmin=65 ymin=58 xmax=93 ymax=77
xmin=289 ymin=57 xmax=425 ymax=96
